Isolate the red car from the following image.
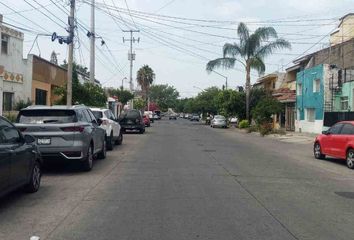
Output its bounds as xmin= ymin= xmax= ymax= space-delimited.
xmin=143 ymin=115 xmax=151 ymax=127
xmin=314 ymin=121 xmax=354 ymax=169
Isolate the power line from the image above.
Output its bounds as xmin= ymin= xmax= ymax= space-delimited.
xmin=154 ymin=0 xmax=176 ymax=13
xmin=0 ymin=1 xmax=50 ymax=33
xmin=123 ymin=0 xmax=138 ymax=29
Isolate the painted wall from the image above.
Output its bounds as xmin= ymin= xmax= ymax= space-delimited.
xmin=296 ymin=64 xmax=325 ymax=133
xmin=333 ymin=81 xmax=354 ymax=111
xmin=0 ymin=23 xmax=32 ymax=115
xmin=330 ymin=15 xmax=354 ymax=46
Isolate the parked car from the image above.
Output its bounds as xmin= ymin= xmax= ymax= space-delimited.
xmin=119 ymin=109 xmax=145 ymax=134
xmin=0 ymin=116 xmax=42 ymax=197
xmin=314 ymin=121 xmax=354 ymax=169
xmin=91 ymin=108 xmax=123 ymax=150
xmin=143 ymin=114 xmax=151 ymax=127
xmin=144 ymin=111 xmax=154 ymax=123
xmin=15 ymin=105 xmax=106 ymax=171
xmin=169 ymin=114 xmax=177 ymax=120
xmin=211 ymin=115 xmax=227 ymax=128
xmin=229 ymin=117 xmax=238 ymax=126
xmin=190 ymin=114 xmax=200 ymax=121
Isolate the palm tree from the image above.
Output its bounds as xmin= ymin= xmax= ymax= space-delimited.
xmin=206 ymin=22 xmax=291 ymax=121
xmin=137 ymin=65 xmax=155 ymax=102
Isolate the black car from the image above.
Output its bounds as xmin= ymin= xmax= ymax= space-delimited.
xmin=119 ymin=110 xmax=145 ymax=134
xmin=0 ymin=116 xmax=42 ymax=198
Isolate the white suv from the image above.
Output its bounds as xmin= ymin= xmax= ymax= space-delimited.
xmin=91 ymin=108 xmax=123 ymax=150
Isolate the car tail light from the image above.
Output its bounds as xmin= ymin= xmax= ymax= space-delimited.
xmin=18 ymin=127 xmax=27 ymax=132
xmin=61 ymin=126 xmax=85 ymax=132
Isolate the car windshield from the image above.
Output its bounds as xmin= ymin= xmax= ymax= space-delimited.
xmin=120 ymin=110 xmax=140 ymax=119
xmin=17 ymin=110 xmax=77 ymax=124
xmin=214 ymin=115 xmax=225 ymax=120
xmin=92 ymin=111 xmax=103 ymax=119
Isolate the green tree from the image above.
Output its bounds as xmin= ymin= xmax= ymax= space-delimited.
xmin=137 ymin=65 xmax=155 ymax=102
xmin=206 ymin=22 xmax=291 ymax=120
xmin=149 ymin=84 xmax=180 ymax=112
xmin=251 ymin=97 xmax=282 ymax=124
xmin=106 ymin=88 xmax=134 ymax=105
xmin=133 ymin=98 xmax=146 ymax=111
xmin=54 ymin=62 xmax=107 ymax=107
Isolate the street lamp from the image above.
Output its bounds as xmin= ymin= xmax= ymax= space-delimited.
xmin=211 ymin=70 xmax=228 ymax=90
xmin=121 ymin=77 xmax=128 ymax=90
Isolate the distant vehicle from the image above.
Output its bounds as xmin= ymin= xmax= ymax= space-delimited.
xmin=0 ymin=116 xmax=42 ymax=197
xmin=211 ymin=115 xmax=227 ymax=128
xmin=15 ymin=105 xmax=106 ymax=171
xmin=90 ymin=108 xmax=123 ymax=150
xmin=154 ymin=110 xmax=161 ymax=120
xmin=143 ymin=114 xmax=151 ymax=127
xmin=179 ymin=113 xmax=184 ymax=118
xmin=314 ymin=121 xmax=354 ymax=169
xmin=190 ymin=114 xmax=200 ymax=121
xmin=119 ymin=109 xmax=145 ymax=134
xmin=185 ymin=114 xmax=190 ymax=119
xmin=229 ymin=117 xmax=238 ymax=126
xmin=144 ymin=111 xmax=154 ymax=123
xmin=169 ymin=113 xmax=177 ymax=120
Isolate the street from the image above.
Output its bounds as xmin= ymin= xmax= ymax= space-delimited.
xmin=1 ymin=118 xmax=354 ymax=240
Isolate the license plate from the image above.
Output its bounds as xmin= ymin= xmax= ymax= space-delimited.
xmin=37 ymin=138 xmax=51 ymax=145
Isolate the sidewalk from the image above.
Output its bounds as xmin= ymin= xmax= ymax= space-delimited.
xmin=229 ymin=126 xmax=316 ymax=144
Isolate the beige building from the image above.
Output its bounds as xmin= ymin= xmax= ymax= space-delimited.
xmin=330 ymin=13 xmax=354 ymax=46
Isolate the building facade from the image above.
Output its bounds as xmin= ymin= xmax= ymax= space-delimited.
xmin=0 ymin=15 xmax=32 ymax=115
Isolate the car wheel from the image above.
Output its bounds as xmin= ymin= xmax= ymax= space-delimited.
xmin=98 ymin=138 xmax=107 ymax=159
xmin=346 ymin=149 xmax=354 ymax=169
xmin=24 ymin=161 xmax=41 ymax=193
xmin=139 ymin=128 xmax=145 ymax=134
xmin=106 ymin=132 xmax=114 ymax=151
xmin=115 ymin=131 xmax=123 ymax=145
xmin=82 ymin=144 xmax=94 ymax=171
xmin=314 ymin=142 xmax=325 ymax=159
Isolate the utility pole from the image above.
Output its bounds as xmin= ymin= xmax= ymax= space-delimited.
xmin=123 ymin=30 xmax=140 ymax=92
xmin=212 ymin=70 xmax=228 ymax=90
xmin=89 ymin=0 xmax=95 ymax=83
xmin=67 ymin=0 xmax=75 ymax=106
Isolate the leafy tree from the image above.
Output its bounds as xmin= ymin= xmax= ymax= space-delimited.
xmin=251 ymin=97 xmax=282 ymax=124
xmin=149 ymin=84 xmax=179 ymax=112
xmin=54 ymin=62 xmax=107 ymax=107
xmin=106 ymin=88 xmax=134 ymax=105
xmin=137 ymin=65 xmax=155 ymax=102
xmin=193 ymin=87 xmax=220 ymax=115
xmin=206 ymin=22 xmax=291 ymax=120
xmin=133 ymin=98 xmax=146 ymax=111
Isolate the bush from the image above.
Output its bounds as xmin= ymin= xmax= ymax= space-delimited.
xmin=247 ymin=124 xmax=258 ymax=133
xmin=259 ymin=123 xmax=273 ymax=136
xmin=14 ymin=98 xmax=32 ymax=111
xmin=239 ymin=120 xmax=249 ymax=129
xmin=3 ymin=112 xmax=17 ymax=123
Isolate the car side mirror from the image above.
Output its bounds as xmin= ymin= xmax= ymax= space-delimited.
xmin=322 ymin=130 xmax=330 ymax=135
xmin=24 ymin=134 xmax=35 ymax=144
xmin=96 ymin=118 xmax=103 ymax=126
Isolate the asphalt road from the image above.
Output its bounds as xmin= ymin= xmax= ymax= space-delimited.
xmin=1 ymin=118 xmax=354 ymax=240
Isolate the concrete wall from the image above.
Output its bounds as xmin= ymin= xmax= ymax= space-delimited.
xmin=0 ymin=21 xmax=32 ymax=115
xmin=330 ymin=15 xmax=354 ymax=46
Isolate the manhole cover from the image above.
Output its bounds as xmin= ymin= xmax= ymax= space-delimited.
xmin=203 ymin=149 xmax=216 ymax=153
xmin=335 ymin=192 xmax=354 ymax=199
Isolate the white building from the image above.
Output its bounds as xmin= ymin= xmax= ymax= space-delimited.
xmin=0 ymin=14 xmax=32 ymax=115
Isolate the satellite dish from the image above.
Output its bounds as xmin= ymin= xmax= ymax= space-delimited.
xmin=51 ymin=32 xmax=57 ymax=42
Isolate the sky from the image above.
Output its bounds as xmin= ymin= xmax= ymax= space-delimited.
xmin=1 ymin=0 xmax=354 ymax=97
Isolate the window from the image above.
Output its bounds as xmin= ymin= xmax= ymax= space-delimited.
xmin=86 ymin=109 xmax=97 ymax=123
xmin=313 ymin=79 xmax=320 ymax=92
xmin=0 ymin=118 xmax=20 ymax=144
xmin=297 ymin=83 xmax=302 ymax=95
xmin=1 ymin=34 xmax=9 ymax=55
xmin=3 ymin=92 xmax=14 ymax=111
xmin=17 ymin=110 xmax=77 ymax=124
xmin=35 ymin=89 xmax=47 ymax=105
xmin=340 ymin=124 xmax=354 ymax=135
xmin=341 ymin=96 xmax=349 ymax=110
xmin=92 ymin=111 xmax=103 ymax=120
xmin=81 ymin=110 xmax=92 ymax=123
xmin=306 ymin=108 xmax=315 ymax=122
xmin=328 ymin=123 xmax=344 ymax=135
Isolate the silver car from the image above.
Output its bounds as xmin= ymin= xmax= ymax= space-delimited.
xmin=211 ymin=115 xmax=228 ymax=128
xmin=15 ymin=105 xmax=106 ymax=171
